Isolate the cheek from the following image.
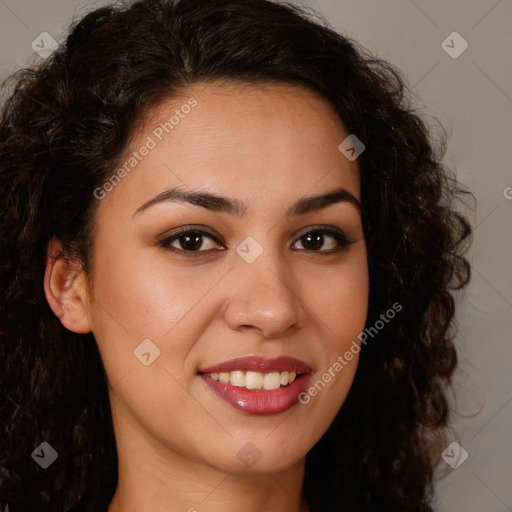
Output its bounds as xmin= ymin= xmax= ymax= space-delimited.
xmin=300 ymin=252 xmax=368 ymax=408
xmin=87 ymin=242 xmax=231 ymax=398
xmin=308 ymin=252 xmax=369 ymax=345
xmin=89 ymin=238 xmax=219 ymax=335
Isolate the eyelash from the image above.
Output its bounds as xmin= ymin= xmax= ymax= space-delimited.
xmin=157 ymin=225 xmax=355 ymax=259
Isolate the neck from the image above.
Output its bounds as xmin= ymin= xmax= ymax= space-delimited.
xmin=107 ymin=422 xmax=308 ymax=512
xmin=108 ymin=458 xmax=309 ymax=512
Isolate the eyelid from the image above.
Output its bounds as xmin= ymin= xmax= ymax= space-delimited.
xmin=157 ymin=224 xmax=225 ymax=245
xmin=293 ymin=224 xmax=350 ymax=241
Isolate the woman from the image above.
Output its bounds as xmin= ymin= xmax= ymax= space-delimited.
xmin=0 ymin=0 xmax=472 ymax=510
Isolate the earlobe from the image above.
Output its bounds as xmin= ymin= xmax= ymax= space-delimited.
xmin=44 ymin=238 xmax=92 ymax=334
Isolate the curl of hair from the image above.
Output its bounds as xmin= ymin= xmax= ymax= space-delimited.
xmin=0 ymin=0 xmax=472 ymax=510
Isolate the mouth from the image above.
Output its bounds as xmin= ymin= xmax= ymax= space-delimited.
xmin=198 ymin=356 xmax=312 ymax=415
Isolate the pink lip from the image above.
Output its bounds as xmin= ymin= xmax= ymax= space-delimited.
xmin=198 ymin=356 xmax=312 ymax=415
xmin=200 ymin=373 xmax=311 ymax=415
xmin=199 ymin=355 xmax=312 ymax=374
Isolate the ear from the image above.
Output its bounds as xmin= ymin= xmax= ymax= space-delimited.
xmin=44 ymin=237 xmax=92 ymax=334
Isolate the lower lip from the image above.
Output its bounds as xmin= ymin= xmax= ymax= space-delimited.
xmin=200 ymin=373 xmax=310 ymax=415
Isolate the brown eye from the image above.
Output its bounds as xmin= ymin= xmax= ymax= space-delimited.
xmin=158 ymin=227 xmax=225 ymax=258
xmin=299 ymin=232 xmax=332 ymax=251
xmin=292 ymin=228 xmax=354 ymax=253
xmin=177 ymin=233 xmax=203 ymax=251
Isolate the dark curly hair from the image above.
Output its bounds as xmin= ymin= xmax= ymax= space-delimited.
xmin=0 ymin=0 xmax=472 ymax=510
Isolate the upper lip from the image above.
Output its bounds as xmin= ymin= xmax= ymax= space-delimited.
xmin=199 ymin=356 xmax=312 ymax=374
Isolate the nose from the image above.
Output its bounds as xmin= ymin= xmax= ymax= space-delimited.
xmin=221 ymin=246 xmax=308 ymax=339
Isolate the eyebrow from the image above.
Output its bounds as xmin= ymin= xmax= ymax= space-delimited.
xmin=133 ymin=186 xmax=361 ymax=218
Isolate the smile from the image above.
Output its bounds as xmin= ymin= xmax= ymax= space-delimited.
xmin=199 ymin=356 xmax=312 ymax=415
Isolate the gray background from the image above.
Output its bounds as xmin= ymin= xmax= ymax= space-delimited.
xmin=1 ymin=0 xmax=511 ymax=510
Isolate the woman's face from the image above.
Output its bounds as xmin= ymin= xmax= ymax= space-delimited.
xmin=86 ymin=81 xmax=369 ymax=475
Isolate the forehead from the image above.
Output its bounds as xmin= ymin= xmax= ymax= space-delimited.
xmin=98 ymin=80 xmax=361 ymax=218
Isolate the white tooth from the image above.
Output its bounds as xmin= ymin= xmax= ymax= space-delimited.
xmin=219 ymin=372 xmax=230 ymax=383
xmin=263 ymin=372 xmax=281 ymax=390
xmin=210 ymin=373 xmax=220 ymax=381
xmin=280 ymin=371 xmax=289 ymax=386
xmin=229 ymin=370 xmax=245 ymax=387
xmin=245 ymin=371 xmax=264 ymax=390
xmin=289 ymin=371 xmax=297 ymax=383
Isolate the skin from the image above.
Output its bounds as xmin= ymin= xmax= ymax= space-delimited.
xmin=45 ymin=81 xmax=369 ymax=512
